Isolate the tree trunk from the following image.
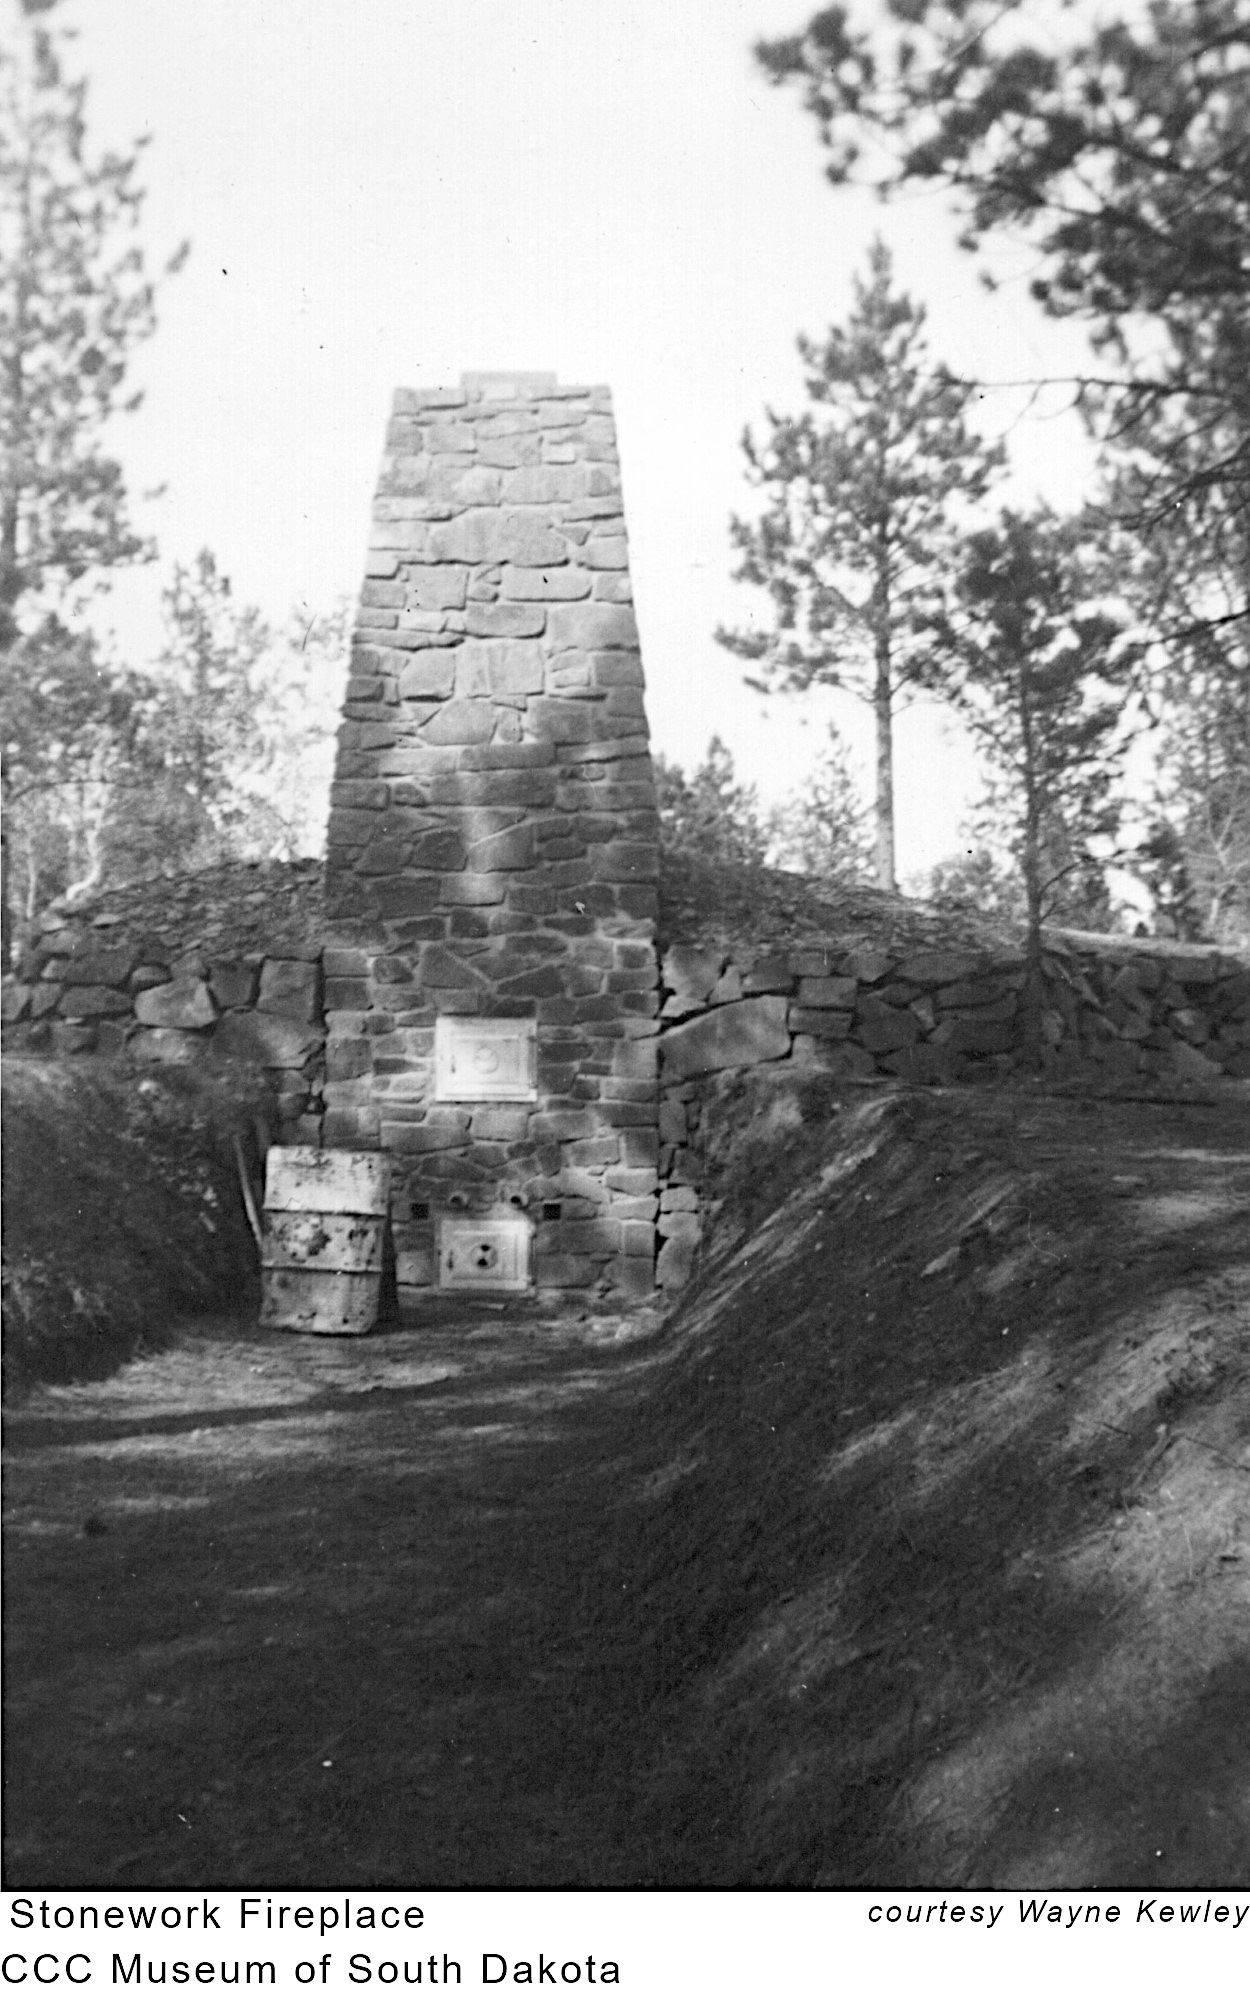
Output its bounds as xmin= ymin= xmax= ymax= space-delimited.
xmin=1018 ymin=663 xmax=1046 ymax=1063
xmin=872 ymin=599 xmax=896 ymax=893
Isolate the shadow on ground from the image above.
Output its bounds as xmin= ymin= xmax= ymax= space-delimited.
xmin=4 ymin=1088 xmax=1248 ymax=1887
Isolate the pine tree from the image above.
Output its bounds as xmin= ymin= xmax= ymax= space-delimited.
xmin=0 ymin=0 xmax=185 ymax=948
xmin=120 ymin=550 xmax=273 ymax=874
xmin=653 ymin=736 xmax=769 ymax=870
xmin=0 ymin=3 xmax=185 ymax=640
xmin=767 ymin=724 xmax=871 ymax=885
xmin=757 ymin=2 xmax=1249 ymax=638
xmin=718 ymin=239 xmax=1002 ymax=891
xmin=930 ymin=509 xmax=1139 ymax=1043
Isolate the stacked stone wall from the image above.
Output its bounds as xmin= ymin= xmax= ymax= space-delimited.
xmin=2 ymin=915 xmax=325 ymax=1132
xmin=655 ymin=931 xmax=1250 ymax=1294
xmin=322 ymin=373 xmax=660 ymax=1302
xmin=7 ymin=906 xmax=1247 ymax=1308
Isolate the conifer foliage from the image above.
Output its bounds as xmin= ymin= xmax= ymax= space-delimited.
xmin=718 ymin=240 xmax=1002 ymax=892
xmin=927 ymin=509 xmax=1139 ymax=1030
xmin=0 ymin=1 xmax=185 ymax=642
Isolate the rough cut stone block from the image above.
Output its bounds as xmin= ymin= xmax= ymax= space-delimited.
xmin=466 ymin=826 xmax=533 ymax=871
xmin=854 ymin=998 xmax=920 ymax=1053
xmin=399 ymin=654 xmax=457 ymax=700
xmin=899 ymin=950 xmax=986 ymax=985
xmin=1 ymin=983 xmax=32 ymax=1023
xmin=661 ymin=996 xmax=791 ymax=1082
xmin=579 ymin=536 xmax=630 ymax=570
xmin=427 ymin=508 xmax=568 ymax=567
xmin=405 ymin=564 xmax=469 ymax=611
xmin=419 ymin=700 xmax=497 ymax=745
xmin=424 ymin=422 xmax=476 ymax=453
xmin=464 ymin=603 xmax=546 ymax=637
xmin=461 ymin=370 xmax=557 ymax=400
xmin=500 ymin=466 xmax=580 ymax=504
xmin=790 ymin=1007 xmax=852 ymax=1039
xmin=798 ymin=975 xmax=858 ymax=1008
xmin=501 ymin=566 xmax=592 ymax=600
xmin=528 ymin=699 xmax=594 ymax=744
xmin=208 ymin=960 xmax=260 ymax=1009
xmin=406 ymin=828 xmax=463 ymax=870
xmin=744 ymin=957 xmax=794 ymax=995
xmin=257 ymin=958 xmax=321 ymax=1024
xmin=214 ymin=1011 xmax=322 ymax=1070
xmin=656 ymin=1234 xmax=697 ymax=1288
xmin=60 ymin=945 xmax=136 ymax=987
xmin=57 ymin=984 xmax=133 ymax=1019
xmin=394 ymin=387 xmax=468 ymax=412
xmin=476 ymin=436 xmax=543 ymax=468
xmin=545 ymin=602 xmax=638 ymax=651
xmin=485 ymin=643 xmax=544 ymax=695
xmin=325 ymin=1036 xmax=372 ymax=1082
xmin=134 ymin=977 xmax=217 ymax=1030
xmin=381 ymin=1120 xmax=469 ymax=1153
xmin=531 ymin=1255 xmax=599 ymax=1289
xmin=839 ymin=949 xmax=892 ymax=983
xmin=662 ymin=947 xmax=721 ymax=1005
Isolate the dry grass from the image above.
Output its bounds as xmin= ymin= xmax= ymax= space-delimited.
xmin=602 ymin=1083 xmax=1250 ymax=1885
xmin=2 ymin=1057 xmax=263 ymax=1392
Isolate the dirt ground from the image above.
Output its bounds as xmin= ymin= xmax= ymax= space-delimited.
xmin=4 ymin=1085 xmax=1249 ymax=1888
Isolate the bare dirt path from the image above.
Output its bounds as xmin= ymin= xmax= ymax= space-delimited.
xmin=4 ymin=1089 xmax=1249 ymax=1891
xmin=3 ymin=1313 xmax=661 ymax=1888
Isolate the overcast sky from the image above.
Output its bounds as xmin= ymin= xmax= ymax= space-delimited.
xmin=54 ymin=0 xmax=1101 ymax=877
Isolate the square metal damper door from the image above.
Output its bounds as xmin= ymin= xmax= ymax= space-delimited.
xmin=438 ymin=1215 xmax=531 ymax=1291
xmin=434 ymin=1016 xmax=536 ymax=1102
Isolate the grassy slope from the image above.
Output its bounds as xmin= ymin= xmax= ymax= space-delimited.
xmin=606 ymin=1078 xmax=1250 ymax=1884
xmin=2 ymin=1058 xmax=262 ymax=1391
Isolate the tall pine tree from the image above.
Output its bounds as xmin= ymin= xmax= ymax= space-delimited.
xmin=930 ymin=509 xmax=1139 ymax=1043
xmin=0 ymin=0 xmax=184 ymax=949
xmin=0 ymin=2 xmax=185 ymax=639
xmin=718 ymin=239 xmax=1002 ymax=891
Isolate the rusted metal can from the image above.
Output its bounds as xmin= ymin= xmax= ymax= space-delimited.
xmin=260 ymin=1146 xmax=395 ymax=1335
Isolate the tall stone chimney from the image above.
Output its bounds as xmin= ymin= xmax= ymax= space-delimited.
xmin=324 ymin=373 xmax=659 ymax=1305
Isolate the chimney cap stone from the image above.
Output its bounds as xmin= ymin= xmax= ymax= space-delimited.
xmin=461 ymin=370 xmax=559 ymax=400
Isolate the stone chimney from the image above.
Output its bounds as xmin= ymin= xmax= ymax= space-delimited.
xmin=324 ymin=373 xmax=659 ymax=1305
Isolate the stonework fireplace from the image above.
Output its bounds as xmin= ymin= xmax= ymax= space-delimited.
xmin=323 ymin=372 xmax=660 ymax=1304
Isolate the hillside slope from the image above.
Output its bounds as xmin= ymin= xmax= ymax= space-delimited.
xmin=1 ymin=1059 xmax=262 ymax=1391
xmin=606 ymin=1077 xmax=1250 ymax=1885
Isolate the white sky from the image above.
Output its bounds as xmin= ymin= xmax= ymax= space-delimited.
xmin=51 ymin=0 xmax=1102 ymax=878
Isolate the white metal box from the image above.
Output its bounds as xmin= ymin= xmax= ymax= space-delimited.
xmin=263 ymin=1146 xmax=390 ymax=1217
xmin=434 ymin=1016 xmax=537 ymax=1101
xmin=260 ymin=1146 xmax=394 ymax=1335
xmin=438 ymin=1215 xmax=532 ymax=1291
